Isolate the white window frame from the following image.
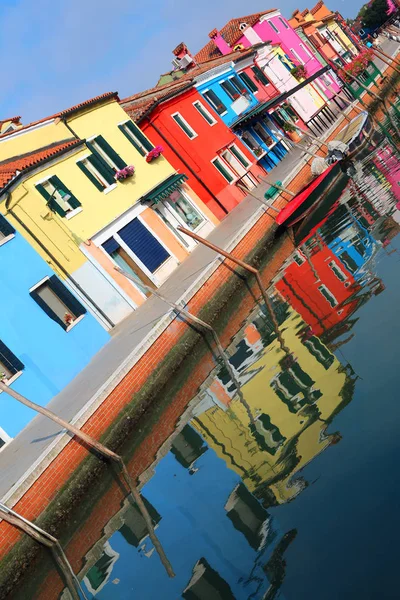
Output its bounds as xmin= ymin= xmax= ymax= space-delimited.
xmin=0 ymin=232 xmax=15 ymax=247
xmin=29 ymin=276 xmax=86 ymax=332
xmin=76 ymin=154 xmax=117 ymax=194
xmin=0 ymin=425 xmax=12 ymax=450
xmin=211 ymin=157 xmax=237 ymax=184
xmin=290 ymin=48 xmax=304 ymax=65
xmin=87 ymin=135 xmax=119 ymax=170
xmin=202 ymin=88 xmax=228 ymax=116
xmin=171 ymin=112 xmax=198 ymax=139
xmin=299 ymin=42 xmax=313 ymax=59
xmin=318 ymin=284 xmax=338 ymax=307
xmin=118 ymin=120 xmax=150 ymax=155
xmin=228 ymin=144 xmax=251 ymax=169
xmin=192 ymin=101 xmax=217 ymax=126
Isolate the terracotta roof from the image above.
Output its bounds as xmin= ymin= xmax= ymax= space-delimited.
xmin=0 ymin=92 xmax=119 ymax=141
xmin=311 ymin=1 xmax=324 ymax=15
xmin=121 ymin=48 xmax=255 ymax=122
xmin=0 ymin=139 xmax=82 ymax=189
xmin=195 ymin=40 xmax=222 ymax=64
xmin=0 ymin=116 xmax=21 ymax=127
xmin=194 ymin=9 xmax=276 ymax=63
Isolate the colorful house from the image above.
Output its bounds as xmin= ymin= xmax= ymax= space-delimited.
xmin=308 ymin=2 xmax=359 ymax=60
xmin=120 ymin=50 xmax=270 ymax=218
xmin=0 ymin=94 xmax=215 ymax=326
xmin=0 ymin=213 xmax=109 ymax=439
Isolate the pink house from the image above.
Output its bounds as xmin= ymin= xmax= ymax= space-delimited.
xmin=198 ymin=9 xmax=341 ymax=101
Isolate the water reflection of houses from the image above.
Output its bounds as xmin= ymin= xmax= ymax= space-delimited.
xmin=193 ymin=308 xmax=355 ymax=507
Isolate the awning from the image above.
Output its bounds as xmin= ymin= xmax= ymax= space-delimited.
xmin=231 ymin=65 xmax=331 ymax=128
xmin=144 ymin=173 xmax=188 ymax=204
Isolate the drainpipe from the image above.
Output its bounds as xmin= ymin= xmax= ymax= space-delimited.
xmin=145 ymin=118 xmax=229 ymax=215
xmin=5 ymin=193 xmax=115 ymax=329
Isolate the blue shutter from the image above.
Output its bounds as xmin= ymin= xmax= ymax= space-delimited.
xmin=102 ymin=237 xmax=120 ymax=254
xmin=0 ymin=215 xmax=15 ymax=237
xmin=48 ymin=276 xmax=86 ymax=318
xmin=0 ymin=340 xmax=24 ymax=375
xmin=118 ymin=218 xmax=170 ymax=273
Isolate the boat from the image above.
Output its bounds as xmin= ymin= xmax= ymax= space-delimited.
xmin=276 ymin=162 xmax=349 ymax=228
xmin=333 ymin=110 xmax=372 ymax=157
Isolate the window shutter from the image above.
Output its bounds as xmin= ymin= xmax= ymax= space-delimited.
xmin=119 ymin=122 xmax=153 ymax=155
xmin=102 ymin=237 xmax=120 ymax=254
xmin=77 ymin=160 xmax=105 ymax=192
xmin=48 ymin=276 xmax=87 ymax=318
xmin=0 ymin=340 xmax=24 ymax=376
xmin=118 ymin=124 xmax=145 ymax=156
xmin=30 ymin=285 xmax=66 ymax=329
xmin=251 ymin=66 xmax=270 ymax=86
xmin=48 ymin=176 xmax=81 ymax=210
xmin=239 ymin=72 xmax=258 ymax=93
xmin=118 ymin=218 xmax=170 ymax=273
xmin=0 ymin=214 xmax=15 ymax=237
xmin=88 ymin=155 xmax=115 ymax=186
xmin=95 ymin=135 xmax=127 ymax=169
xmin=35 ymin=182 xmax=67 ymax=217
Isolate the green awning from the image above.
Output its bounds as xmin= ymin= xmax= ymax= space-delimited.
xmin=145 ymin=173 xmax=188 ymax=204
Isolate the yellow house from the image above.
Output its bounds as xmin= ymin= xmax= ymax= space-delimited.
xmin=310 ymin=2 xmax=358 ymax=60
xmin=0 ymin=93 xmax=217 ymax=327
xmin=193 ymin=308 xmax=354 ymax=505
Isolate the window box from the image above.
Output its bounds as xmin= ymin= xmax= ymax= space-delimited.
xmin=115 ymin=165 xmax=135 ymax=180
xmin=145 ymin=146 xmax=164 ymax=163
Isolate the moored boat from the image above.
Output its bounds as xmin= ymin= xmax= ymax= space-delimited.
xmin=276 ymin=162 xmax=348 ymax=228
xmin=335 ymin=111 xmax=372 ymax=157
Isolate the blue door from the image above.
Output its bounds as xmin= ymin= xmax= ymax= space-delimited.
xmin=118 ymin=218 xmax=170 ymax=273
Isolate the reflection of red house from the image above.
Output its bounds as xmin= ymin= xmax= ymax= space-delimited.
xmin=275 ymin=237 xmax=360 ymax=337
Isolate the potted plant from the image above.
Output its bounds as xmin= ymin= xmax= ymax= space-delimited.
xmin=254 ymin=147 xmax=264 ymax=157
xmin=115 ymin=165 xmax=135 ymax=180
xmin=290 ymin=65 xmax=308 ymax=80
xmin=283 ymin=122 xmax=301 ymax=143
xmin=146 ymin=146 xmax=164 ymax=163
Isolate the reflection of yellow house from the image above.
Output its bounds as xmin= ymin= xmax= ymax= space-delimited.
xmin=193 ymin=309 xmax=353 ymax=504
xmin=0 ymin=94 xmax=216 ymax=327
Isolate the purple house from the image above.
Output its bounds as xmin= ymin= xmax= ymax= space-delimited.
xmin=196 ymin=9 xmax=342 ymax=102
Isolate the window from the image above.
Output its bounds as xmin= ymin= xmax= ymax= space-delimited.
xmin=35 ymin=176 xmax=81 ymax=218
xmin=118 ymin=120 xmax=153 ymax=157
xmin=240 ymin=131 xmax=263 ymax=155
xmin=290 ymin=48 xmax=304 ymax=65
xmin=318 ymin=284 xmax=338 ymax=307
xmin=238 ymin=72 xmax=258 ymax=93
xmin=77 ymin=156 xmax=116 ymax=191
xmin=220 ymin=79 xmax=241 ymax=100
xmin=165 ymin=189 xmax=204 ymax=229
xmin=299 ymin=42 xmax=313 ymax=59
xmin=193 ymin=101 xmax=217 ymax=125
xmin=268 ymin=20 xmax=280 ymax=34
xmin=228 ymin=145 xmax=250 ymax=168
xmin=279 ymin=17 xmax=289 ymax=29
xmin=0 ymin=214 xmax=15 ymax=245
xmin=229 ymin=75 xmax=248 ymax=95
xmin=171 ymin=113 xmax=197 ymax=139
xmin=30 ymin=276 xmax=87 ymax=330
xmin=0 ymin=340 xmax=24 ymax=384
xmin=87 ymin=135 xmax=127 ymax=172
xmin=212 ymin=157 xmax=235 ymax=183
xmin=250 ymin=66 xmax=270 ymax=86
xmin=329 ymin=260 xmax=347 ymax=282
xmin=203 ymin=90 xmax=227 ymax=115
xmin=253 ymin=123 xmax=274 ymax=147
xmin=293 ymin=252 xmax=305 ymax=266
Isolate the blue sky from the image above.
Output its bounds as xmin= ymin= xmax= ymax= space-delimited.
xmin=0 ymin=0 xmax=366 ymax=123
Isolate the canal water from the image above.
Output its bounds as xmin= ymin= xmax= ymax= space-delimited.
xmin=17 ymin=141 xmax=400 ymax=599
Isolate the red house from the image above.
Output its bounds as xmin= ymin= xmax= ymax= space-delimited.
xmin=120 ymin=49 xmax=280 ymax=220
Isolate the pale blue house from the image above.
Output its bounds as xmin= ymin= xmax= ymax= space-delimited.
xmin=0 ymin=215 xmax=109 ymax=441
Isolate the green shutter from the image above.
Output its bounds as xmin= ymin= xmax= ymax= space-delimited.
xmin=124 ymin=121 xmax=153 ymax=152
xmin=77 ymin=160 xmax=104 ymax=192
xmin=35 ymin=182 xmax=67 ymax=217
xmin=88 ymin=155 xmax=116 ymax=186
xmin=86 ymin=142 xmax=116 ymax=179
xmin=118 ymin=124 xmax=146 ymax=156
xmin=49 ymin=175 xmax=81 ymax=210
xmin=251 ymin=66 xmax=270 ymax=86
xmin=230 ymin=145 xmax=250 ymax=168
xmin=213 ymin=159 xmax=234 ymax=183
xmin=94 ymin=135 xmax=127 ymax=169
xmin=239 ymin=72 xmax=258 ymax=93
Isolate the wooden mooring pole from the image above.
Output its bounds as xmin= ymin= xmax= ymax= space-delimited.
xmin=0 ymin=382 xmax=175 ymax=578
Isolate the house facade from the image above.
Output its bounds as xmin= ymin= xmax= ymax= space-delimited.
xmin=121 ymin=83 xmax=267 ymax=218
xmin=0 ymin=213 xmax=109 ymax=439
xmin=0 ymin=94 xmax=215 ymax=326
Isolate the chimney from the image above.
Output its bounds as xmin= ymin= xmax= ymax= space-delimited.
xmin=208 ymin=29 xmax=232 ymax=55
